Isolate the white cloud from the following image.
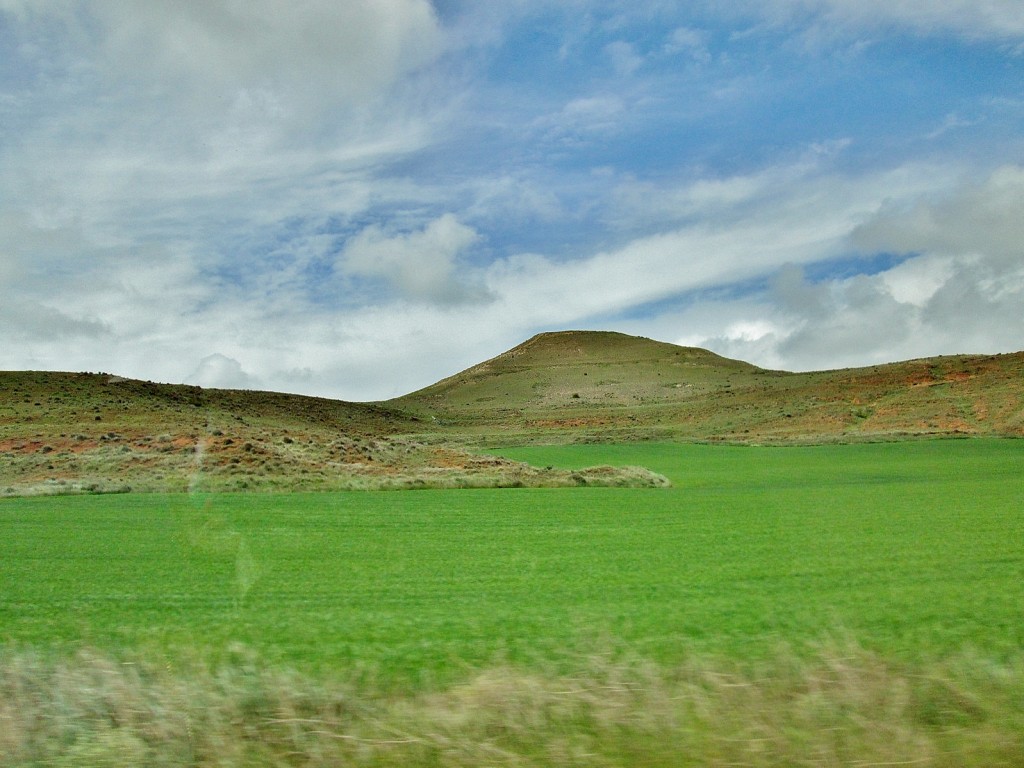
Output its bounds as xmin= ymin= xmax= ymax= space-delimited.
xmin=723 ymin=319 xmax=778 ymax=343
xmin=879 ymin=255 xmax=956 ymax=306
xmin=339 ymin=214 xmax=489 ymax=305
xmin=604 ymin=40 xmax=644 ymax=75
xmin=648 ymin=164 xmax=1024 ymax=371
xmin=7 ymin=0 xmax=443 ymax=111
xmin=925 ymin=112 xmax=978 ymax=140
xmin=853 ymin=165 xmax=1024 ymax=266
xmin=529 ymin=94 xmax=630 ymax=150
xmin=0 ymin=298 xmax=110 ymax=342
xmin=465 ymin=174 xmax=567 ymax=224
xmin=188 ymin=353 xmax=257 ymax=390
xmin=772 ymin=269 xmax=917 ymax=367
xmin=664 ymin=26 xmax=711 ymax=61
xmin=730 ymin=0 xmax=1024 ymax=41
xmin=0 ymin=0 xmax=447 ymax=230
xmin=608 ymin=140 xmax=855 ymax=229
xmin=562 ymin=95 xmax=627 ymax=123
xmin=463 ymin=161 xmax=937 ymax=350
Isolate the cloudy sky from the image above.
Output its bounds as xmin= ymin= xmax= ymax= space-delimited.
xmin=2 ymin=1 xmax=1023 ymax=400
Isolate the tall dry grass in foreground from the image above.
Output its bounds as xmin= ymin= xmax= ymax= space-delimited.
xmin=2 ymin=643 xmax=1023 ymax=767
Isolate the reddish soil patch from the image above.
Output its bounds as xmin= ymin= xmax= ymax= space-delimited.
xmin=527 ymin=418 xmax=609 ymax=429
xmin=935 ymin=418 xmax=975 ymax=432
xmin=0 ymin=437 xmax=100 ymax=454
xmin=973 ymin=400 xmax=990 ymax=422
xmin=0 ymin=439 xmax=47 ymax=453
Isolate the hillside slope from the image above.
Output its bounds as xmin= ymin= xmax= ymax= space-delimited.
xmin=389 ymin=331 xmax=1024 ymax=443
xmin=394 ymin=330 xmax=759 ymax=414
xmin=0 ymin=371 xmax=666 ymax=495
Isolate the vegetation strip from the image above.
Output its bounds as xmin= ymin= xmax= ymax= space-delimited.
xmin=3 ymin=643 xmax=1023 ymax=767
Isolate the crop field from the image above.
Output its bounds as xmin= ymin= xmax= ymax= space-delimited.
xmin=2 ymin=438 xmax=1023 ymax=766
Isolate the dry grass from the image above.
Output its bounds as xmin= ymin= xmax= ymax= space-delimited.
xmin=3 ymin=642 xmax=1022 ymax=767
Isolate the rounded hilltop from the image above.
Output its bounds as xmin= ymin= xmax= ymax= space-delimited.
xmin=390 ymin=330 xmax=764 ymax=424
xmin=492 ymin=330 xmax=758 ymax=368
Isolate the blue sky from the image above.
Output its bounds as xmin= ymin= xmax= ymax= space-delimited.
xmin=2 ymin=1 xmax=1023 ymax=399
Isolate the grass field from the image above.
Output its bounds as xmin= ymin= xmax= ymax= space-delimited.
xmin=2 ymin=439 xmax=1023 ymax=765
xmin=3 ymin=438 xmax=1022 ymax=670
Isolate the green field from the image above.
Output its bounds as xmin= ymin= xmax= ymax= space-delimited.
xmin=2 ymin=439 xmax=1023 ymax=766
xmin=3 ymin=439 xmax=1022 ymax=674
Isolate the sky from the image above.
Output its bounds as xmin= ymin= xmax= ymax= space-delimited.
xmin=2 ymin=1 xmax=1023 ymax=401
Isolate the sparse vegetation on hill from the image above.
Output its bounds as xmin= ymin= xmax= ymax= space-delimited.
xmin=389 ymin=331 xmax=1024 ymax=444
xmin=1 ymin=331 xmax=1022 ymax=494
xmin=0 ymin=369 xmax=669 ymax=496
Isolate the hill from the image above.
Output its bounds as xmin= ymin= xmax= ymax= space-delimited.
xmin=388 ymin=331 xmax=1024 ymax=443
xmin=0 ymin=370 xmax=666 ymax=496
xmin=2 ymin=331 xmax=1022 ymax=494
xmin=397 ymin=331 xmax=758 ymax=410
